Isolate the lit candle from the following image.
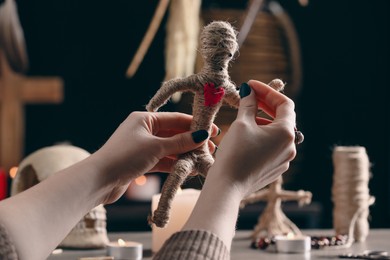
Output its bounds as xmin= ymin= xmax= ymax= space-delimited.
xmin=125 ymin=175 xmax=160 ymax=201
xmin=275 ymin=233 xmax=311 ymax=253
xmin=151 ymin=188 xmax=200 ymax=253
xmin=107 ymin=239 xmax=142 ymax=260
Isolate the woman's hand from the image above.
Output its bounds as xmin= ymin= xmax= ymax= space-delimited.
xmin=182 ymin=80 xmax=298 ymax=249
xmin=92 ymin=111 xmax=218 ymax=204
xmin=212 ymin=80 xmax=297 ymax=198
xmin=0 ymin=111 xmax=218 ymax=260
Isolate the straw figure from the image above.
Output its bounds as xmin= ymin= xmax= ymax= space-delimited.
xmin=146 ymin=21 xmax=284 ymax=227
xmin=240 ymin=176 xmax=312 ymax=239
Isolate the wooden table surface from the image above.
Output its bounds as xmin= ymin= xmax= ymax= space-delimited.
xmin=48 ymin=229 xmax=390 ymax=259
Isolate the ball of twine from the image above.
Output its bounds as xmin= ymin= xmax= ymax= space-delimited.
xmin=332 ymin=146 xmax=375 ymax=243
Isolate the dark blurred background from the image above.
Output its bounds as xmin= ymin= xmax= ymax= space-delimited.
xmin=13 ymin=0 xmax=390 ymax=230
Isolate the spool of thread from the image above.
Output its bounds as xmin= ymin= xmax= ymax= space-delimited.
xmin=332 ymin=146 xmax=374 ymax=242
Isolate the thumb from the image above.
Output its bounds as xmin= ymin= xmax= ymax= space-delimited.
xmin=237 ymin=82 xmax=258 ymax=120
xmin=159 ymin=129 xmax=209 ymax=156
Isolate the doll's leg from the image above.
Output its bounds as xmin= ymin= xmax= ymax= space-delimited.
xmin=149 ymin=156 xmax=194 ymax=227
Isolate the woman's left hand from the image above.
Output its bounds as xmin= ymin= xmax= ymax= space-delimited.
xmin=92 ymin=111 xmax=218 ymax=204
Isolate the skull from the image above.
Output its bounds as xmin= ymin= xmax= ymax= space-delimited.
xmin=11 ymin=144 xmax=109 ymax=248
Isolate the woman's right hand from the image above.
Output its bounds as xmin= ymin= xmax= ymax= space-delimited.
xmin=211 ymin=80 xmax=297 ymax=198
xmin=182 ymin=80 xmax=298 ymax=249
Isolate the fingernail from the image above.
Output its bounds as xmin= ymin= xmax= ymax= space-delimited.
xmin=295 ymin=130 xmax=304 ymax=145
xmin=213 ymin=145 xmax=219 ymax=155
xmin=192 ymin=130 xmax=209 ymax=143
xmin=217 ymin=128 xmax=222 ymax=136
xmin=239 ymin=82 xmax=251 ymax=98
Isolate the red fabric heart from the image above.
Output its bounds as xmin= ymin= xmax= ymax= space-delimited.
xmin=204 ymin=82 xmax=225 ymax=107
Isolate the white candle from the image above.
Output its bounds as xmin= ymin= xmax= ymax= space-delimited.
xmin=275 ymin=234 xmax=311 ymax=253
xmin=107 ymin=239 xmax=142 ymax=260
xmin=151 ymin=188 xmax=201 ymax=253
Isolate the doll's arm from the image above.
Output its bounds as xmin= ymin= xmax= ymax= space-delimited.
xmin=279 ymin=190 xmax=312 ymax=206
xmin=146 ymin=75 xmax=198 ymax=112
xmin=223 ymin=82 xmax=240 ymax=108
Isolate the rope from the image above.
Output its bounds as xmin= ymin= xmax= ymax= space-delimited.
xmin=332 ymin=146 xmax=374 ymax=247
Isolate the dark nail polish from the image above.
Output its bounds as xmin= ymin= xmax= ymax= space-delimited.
xmin=192 ymin=130 xmax=209 ymax=143
xmin=217 ymin=128 xmax=222 ymax=136
xmin=239 ymin=82 xmax=251 ymax=98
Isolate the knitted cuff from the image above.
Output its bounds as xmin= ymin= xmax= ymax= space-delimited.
xmin=153 ymin=230 xmax=229 ymax=260
xmin=0 ymin=223 xmax=18 ymax=260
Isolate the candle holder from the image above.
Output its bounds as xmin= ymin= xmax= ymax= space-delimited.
xmin=275 ymin=234 xmax=311 ymax=253
xmin=107 ymin=239 xmax=142 ymax=260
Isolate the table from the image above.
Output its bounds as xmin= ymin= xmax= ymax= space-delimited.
xmin=48 ymin=229 xmax=390 ymax=259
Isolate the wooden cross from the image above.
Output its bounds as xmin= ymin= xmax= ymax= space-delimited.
xmin=240 ymin=176 xmax=312 ymax=239
xmin=0 ymin=50 xmax=63 ymax=171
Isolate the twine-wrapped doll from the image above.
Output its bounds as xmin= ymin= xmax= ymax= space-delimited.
xmin=147 ymin=21 xmax=284 ymax=227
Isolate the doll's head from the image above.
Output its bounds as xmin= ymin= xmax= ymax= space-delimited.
xmin=200 ymin=21 xmax=238 ymax=72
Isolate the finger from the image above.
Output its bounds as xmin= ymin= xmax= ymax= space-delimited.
xmin=157 ymin=127 xmax=219 ymax=138
xmin=157 ymin=129 xmax=189 ymax=138
xmin=151 ymin=112 xmax=193 ymax=134
xmin=158 ymin=129 xmax=209 ymax=156
xmin=152 ymin=112 xmax=219 ymax=137
xmin=208 ymin=140 xmax=217 ymax=155
xmin=148 ymin=157 xmax=176 ymax=173
xmin=247 ymin=80 xmax=280 ymax=118
xmin=164 ymin=139 xmax=216 ymax=159
xmin=165 ymin=154 xmax=178 ymax=160
xmin=236 ymin=82 xmax=258 ymax=121
xmin=210 ymin=125 xmax=220 ymax=138
xmin=248 ymin=80 xmax=296 ymax=129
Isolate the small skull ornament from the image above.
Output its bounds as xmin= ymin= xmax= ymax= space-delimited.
xmin=11 ymin=144 xmax=109 ymax=248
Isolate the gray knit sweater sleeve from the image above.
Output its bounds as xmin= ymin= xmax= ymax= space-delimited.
xmin=0 ymin=224 xmax=18 ymax=260
xmin=153 ymin=230 xmax=229 ymax=260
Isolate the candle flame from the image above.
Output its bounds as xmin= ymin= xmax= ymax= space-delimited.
xmin=118 ymin=239 xmax=126 ymax=246
xmin=9 ymin=167 xmax=18 ymax=179
xmin=287 ymin=232 xmax=295 ymax=239
xmin=135 ymin=176 xmax=147 ymax=186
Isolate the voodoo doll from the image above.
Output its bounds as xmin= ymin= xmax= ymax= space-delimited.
xmin=147 ymin=21 xmax=284 ymax=227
